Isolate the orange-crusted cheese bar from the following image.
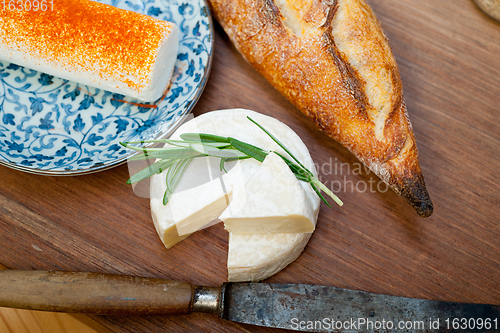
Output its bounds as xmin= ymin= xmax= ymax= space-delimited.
xmin=0 ymin=0 xmax=179 ymax=102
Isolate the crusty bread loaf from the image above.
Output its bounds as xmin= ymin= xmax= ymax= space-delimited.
xmin=208 ymin=0 xmax=433 ymax=217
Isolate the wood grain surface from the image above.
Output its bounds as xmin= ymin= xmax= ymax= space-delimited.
xmin=0 ymin=0 xmax=499 ymax=332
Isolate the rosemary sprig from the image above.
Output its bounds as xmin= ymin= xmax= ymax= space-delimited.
xmin=120 ymin=118 xmax=343 ymax=207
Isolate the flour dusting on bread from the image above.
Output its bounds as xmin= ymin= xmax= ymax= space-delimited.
xmin=331 ymin=0 xmax=395 ymax=141
xmin=274 ymin=0 xmax=323 ymax=36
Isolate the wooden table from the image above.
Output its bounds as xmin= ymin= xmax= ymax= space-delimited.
xmin=1 ymin=0 xmax=499 ymax=331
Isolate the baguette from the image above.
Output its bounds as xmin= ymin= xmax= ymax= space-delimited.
xmin=208 ymin=0 xmax=433 ymax=217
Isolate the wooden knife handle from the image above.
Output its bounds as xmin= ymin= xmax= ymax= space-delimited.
xmin=0 ymin=270 xmax=221 ymax=315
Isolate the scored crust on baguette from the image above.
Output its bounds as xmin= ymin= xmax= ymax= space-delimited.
xmin=208 ymin=0 xmax=433 ymax=217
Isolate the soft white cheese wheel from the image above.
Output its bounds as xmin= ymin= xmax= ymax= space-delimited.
xmin=150 ymin=109 xmax=320 ymax=281
xmin=0 ymin=0 xmax=179 ymax=102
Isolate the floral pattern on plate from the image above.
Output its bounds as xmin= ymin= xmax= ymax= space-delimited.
xmin=0 ymin=0 xmax=213 ymax=175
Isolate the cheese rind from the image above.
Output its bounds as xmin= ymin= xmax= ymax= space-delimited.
xmin=227 ymin=232 xmax=312 ymax=282
xmin=0 ymin=0 xmax=178 ymax=102
xmin=221 ymin=152 xmax=315 ymax=234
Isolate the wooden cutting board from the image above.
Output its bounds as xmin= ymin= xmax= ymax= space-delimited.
xmin=0 ymin=0 xmax=499 ymax=332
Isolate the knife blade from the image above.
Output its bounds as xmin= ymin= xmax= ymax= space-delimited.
xmin=0 ymin=270 xmax=498 ymax=332
xmin=222 ymin=282 xmax=500 ymax=332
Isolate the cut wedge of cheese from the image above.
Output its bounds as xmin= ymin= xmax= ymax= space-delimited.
xmin=220 ymin=152 xmax=315 ymax=234
xmin=150 ymin=109 xmax=320 ymax=281
xmin=151 ymin=176 xmax=228 ymax=247
xmin=150 ymin=154 xmax=260 ymax=248
xmin=151 ymin=155 xmax=228 ymax=248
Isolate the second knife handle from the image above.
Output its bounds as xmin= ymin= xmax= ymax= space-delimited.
xmin=0 ymin=270 xmax=220 ymax=315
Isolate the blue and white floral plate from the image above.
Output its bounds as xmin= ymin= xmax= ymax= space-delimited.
xmin=0 ymin=0 xmax=213 ymax=175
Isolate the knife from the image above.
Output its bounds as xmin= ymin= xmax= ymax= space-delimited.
xmin=0 ymin=270 xmax=498 ymax=332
